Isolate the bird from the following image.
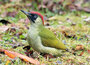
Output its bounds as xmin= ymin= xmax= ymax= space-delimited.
xmin=21 ymin=10 xmax=68 ymax=56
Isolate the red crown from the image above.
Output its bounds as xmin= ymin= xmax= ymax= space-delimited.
xmin=30 ymin=11 xmax=44 ymax=25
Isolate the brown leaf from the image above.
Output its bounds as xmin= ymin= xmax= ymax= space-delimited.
xmin=5 ymin=50 xmax=16 ymax=59
xmin=0 ymin=49 xmax=45 ymax=65
xmin=84 ymin=17 xmax=90 ymax=23
xmin=75 ymin=45 xmax=84 ymax=50
xmin=7 ymin=11 xmax=17 ymax=17
xmin=0 ymin=25 xmax=9 ymax=33
xmin=79 ymin=50 xmax=84 ymax=56
xmin=6 ymin=27 xmax=16 ymax=33
xmin=42 ymin=53 xmax=55 ymax=59
xmin=38 ymin=5 xmax=47 ymax=10
xmin=62 ymin=31 xmax=76 ymax=38
xmin=83 ymin=7 xmax=90 ymax=13
xmin=87 ymin=50 xmax=90 ymax=54
xmin=67 ymin=59 xmax=73 ymax=63
xmin=10 ymin=23 xmax=17 ymax=27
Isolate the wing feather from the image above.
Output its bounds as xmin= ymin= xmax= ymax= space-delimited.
xmin=39 ymin=26 xmax=66 ymax=50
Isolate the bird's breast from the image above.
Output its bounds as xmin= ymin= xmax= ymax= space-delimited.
xmin=27 ymin=27 xmax=43 ymax=51
xmin=27 ymin=27 xmax=40 ymax=45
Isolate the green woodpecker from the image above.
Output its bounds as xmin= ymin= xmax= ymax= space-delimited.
xmin=21 ymin=10 xmax=67 ymax=56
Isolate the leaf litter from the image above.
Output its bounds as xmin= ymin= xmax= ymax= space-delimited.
xmin=0 ymin=0 xmax=90 ymax=65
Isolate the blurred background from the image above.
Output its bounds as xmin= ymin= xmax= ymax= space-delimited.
xmin=0 ymin=0 xmax=90 ymax=16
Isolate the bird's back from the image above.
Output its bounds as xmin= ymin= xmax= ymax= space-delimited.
xmin=39 ymin=25 xmax=67 ymax=50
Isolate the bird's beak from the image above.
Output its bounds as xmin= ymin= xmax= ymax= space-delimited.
xmin=21 ymin=10 xmax=30 ymax=16
xmin=21 ymin=10 xmax=35 ymax=23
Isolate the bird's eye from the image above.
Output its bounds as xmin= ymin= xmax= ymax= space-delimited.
xmin=28 ymin=14 xmax=38 ymax=23
xmin=34 ymin=15 xmax=37 ymax=19
xmin=32 ymin=14 xmax=38 ymax=20
xmin=29 ymin=13 xmax=31 ymax=16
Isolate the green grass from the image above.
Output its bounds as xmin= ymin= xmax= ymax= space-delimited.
xmin=0 ymin=2 xmax=90 ymax=65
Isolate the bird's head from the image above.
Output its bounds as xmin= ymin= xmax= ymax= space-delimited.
xmin=21 ymin=10 xmax=44 ymax=26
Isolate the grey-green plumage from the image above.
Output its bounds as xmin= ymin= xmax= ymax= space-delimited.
xmin=39 ymin=25 xmax=67 ymax=50
xmin=21 ymin=10 xmax=67 ymax=56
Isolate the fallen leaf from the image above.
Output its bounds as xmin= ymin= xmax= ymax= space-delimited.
xmin=38 ymin=5 xmax=47 ymax=10
xmin=87 ymin=50 xmax=90 ymax=54
xmin=42 ymin=53 xmax=55 ymax=59
xmin=48 ymin=15 xmax=58 ymax=20
xmin=71 ymin=22 xmax=76 ymax=26
xmin=18 ymin=19 xmax=25 ymax=23
xmin=62 ymin=31 xmax=76 ymax=39
xmin=84 ymin=17 xmax=90 ymax=23
xmin=10 ymin=23 xmax=17 ymax=27
xmin=5 ymin=50 xmax=17 ymax=59
xmin=7 ymin=11 xmax=17 ymax=17
xmin=0 ymin=25 xmax=9 ymax=33
xmin=75 ymin=45 xmax=84 ymax=50
xmin=83 ymin=7 xmax=90 ymax=13
xmin=7 ymin=27 xmax=16 ymax=33
xmin=0 ymin=49 xmax=45 ymax=65
xmin=79 ymin=50 xmax=84 ymax=56
xmin=67 ymin=59 xmax=73 ymax=63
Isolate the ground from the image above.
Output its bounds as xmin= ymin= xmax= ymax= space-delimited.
xmin=0 ymin=0 xmax=90 ymax=65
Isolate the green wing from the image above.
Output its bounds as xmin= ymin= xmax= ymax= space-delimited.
xmin=39 ymin=26 xmax=67 ymax=50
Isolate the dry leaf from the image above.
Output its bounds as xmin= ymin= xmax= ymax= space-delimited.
xmin=87 ymin=50 xmax=90 ymax=54
xmin=75 ymin=45 xmax=84 ymax=50
xmin=79 ymin=51 xmax=84 ymax=56
xmin=83 ymin=8 xmax=90 ymax=13
xmin=42 ymin=53 xmax=55 ymax=59
xmin=0 ymin=25 xmax=9 ymax=33
xmin=48 ymin=15 xmax=58 ymax=20
xmin=84 ymin=17 xmax=90 ymax=23
xmin=7 ymin=11 xmax=17 ymax=17
xmin=67 ymin=59 xmax=73 ymax=63
xmin=5 ymin=50 xmax=16 ymax=59
xmin=0 ymin=49 xmax=45 ymax=65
